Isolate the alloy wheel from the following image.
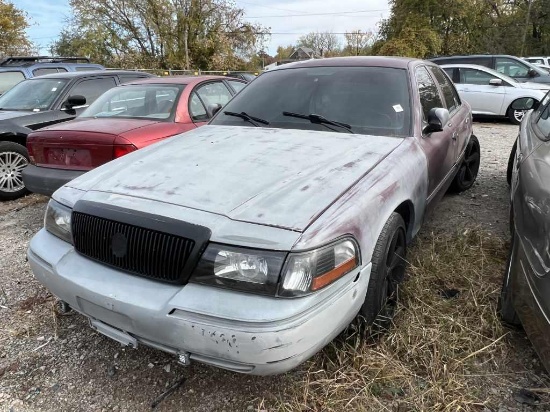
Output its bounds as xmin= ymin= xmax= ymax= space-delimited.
xmin=513 ymin=109 xmax=526 ymax=124
xmin=0 ymin=151 xmax=28 ymax=193
xmin=457 ymin=140 xmax=480 ymax=188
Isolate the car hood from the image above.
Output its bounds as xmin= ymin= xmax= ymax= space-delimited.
xmin=518 ymin=82 xmax=550 ymax=91
xmin=40 ymin=117 xmax=162 ymax=135
xmin=66 ymin=125 xmax=403 ymax=231
xmin=0 ymin=110 xmax=36 ymax=121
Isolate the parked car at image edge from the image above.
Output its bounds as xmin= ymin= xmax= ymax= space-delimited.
xmin=0 ymin=55 xmax=104 ymax=95
xmin=430 ymin=55 xmax=550 ymax=84
xmin=500 ymin=92 xmax=550 ymax=374
xmin=441 ymin=64 xmax=549 ymax=124
xmin=22 ymin=76 xmax=247 ymax=196
xmin=27 ymin=56 xmax=480 ymax=375
xmin=0 ymin=70 xmax=153 ymax=200
xmin=524 ymin=56 xmax=550 ymax=66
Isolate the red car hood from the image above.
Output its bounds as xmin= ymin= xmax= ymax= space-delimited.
xmin=40 ymin=117 xmax=162 ymax=135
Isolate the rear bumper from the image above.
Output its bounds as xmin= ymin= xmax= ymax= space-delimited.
xmin=22 ymin=165 xmax=85 ymax=196
xmin=28 ymin=229 xmax=372 ymax=375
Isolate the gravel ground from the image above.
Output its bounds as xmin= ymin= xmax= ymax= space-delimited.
xmin=0 ymin=121 xmax=544 ymax=412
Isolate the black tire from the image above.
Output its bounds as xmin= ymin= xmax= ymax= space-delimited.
xmin=449 ymin=135 xmax=480 ymax=193
xmin=507 ymin=104 xmax=528 ymax=125
xmin=498 ymin=228 xmax=521 ymax=326
xmin=0 ymin=141 xmax=30 ymax=201
xmin=507 ymin=140 xmax=517 ymax=186
xmin=360 ymin=212 xmax=407 ymax=329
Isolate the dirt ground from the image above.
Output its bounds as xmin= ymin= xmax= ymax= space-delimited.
xmin=1 ymin=121 xmax=548 ymax=411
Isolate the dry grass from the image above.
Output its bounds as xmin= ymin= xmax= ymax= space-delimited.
xmin=274 ymin=229 xmax=531 ymax=411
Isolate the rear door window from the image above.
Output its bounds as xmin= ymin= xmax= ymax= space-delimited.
xmin=65 ymin=77 xmax=117 ymax=107
xmin=415 ymin=66 xmax=444 ymax=121
xmin=33 ymin=68 xmax=60 ymax=76
xmin=195 ymin=81 xmax=233 ymax=107
xmin=0 ymin=71 xmax=25 ymax=94
xmin=226 ymin=80 xmax=246 ymax=93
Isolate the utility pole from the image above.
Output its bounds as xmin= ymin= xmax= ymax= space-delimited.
xmin=520 ymin=0 xmax=533 ymax=57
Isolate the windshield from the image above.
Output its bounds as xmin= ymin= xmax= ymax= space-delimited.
xmin=80 ymin=84 xmax=183 ymax=120
xmin=211 ymin=66 xmax=412 ymax=137
xmin=0 ymin=78 xmax=68 ymax=111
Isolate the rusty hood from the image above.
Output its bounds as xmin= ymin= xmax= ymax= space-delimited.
xmin=66 ymin=125 xmax=403 ymax=231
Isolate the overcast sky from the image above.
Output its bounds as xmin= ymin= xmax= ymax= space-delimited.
xmin=13 ymin=0 xmax=391 ymax=55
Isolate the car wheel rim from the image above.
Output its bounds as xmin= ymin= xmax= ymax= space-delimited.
xmin=378 ymin=228 xmax=406 ymax=324
xmin=514 ymin=109 xmax=525 ymax=123
xmin=458 ymin=140 xmax=480 ymax=187
xmin=0 ymin=151 xmax=28 ymax=193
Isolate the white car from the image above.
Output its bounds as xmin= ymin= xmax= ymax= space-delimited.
xmin=441 ymin=64 xmax=550 ymax=124
xmin=525 ymin=56 xmax=550 ymax=66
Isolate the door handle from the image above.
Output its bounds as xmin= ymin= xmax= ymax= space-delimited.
xmin=451 ymin=131 xmax=458 ymax=140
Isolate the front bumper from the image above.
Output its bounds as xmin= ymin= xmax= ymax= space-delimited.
xmin=22 ymin=165 xmax=85 ymax=196
xmin=28 ymin=229 xmax=372 ymax=375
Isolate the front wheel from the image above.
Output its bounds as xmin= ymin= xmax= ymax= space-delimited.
xmin=0 ymin=141 xmax=30 ymax=201
xmin=360 ymin=213 xmax=407 ymax=329
xmin=449 ymin=135 xmax=480 ymax=193
xmin=508 ymin=103 xmax=530 ymax=125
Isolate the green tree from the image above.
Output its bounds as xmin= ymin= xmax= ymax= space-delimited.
xmin=0 ymin=0 xmax=33 ymax=56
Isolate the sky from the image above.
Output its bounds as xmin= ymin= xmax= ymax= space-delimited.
xmin=12 ymin=0 xmax=391 ymax=56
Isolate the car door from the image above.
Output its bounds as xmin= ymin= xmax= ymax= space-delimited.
xmin=429 ymin=66 xmax=470 ymax=163
xmin=188 ymin=81 xmax=234 ymax=127
xmin=457 ymin=67 xmax=507 ymax=115
xmin=415 ymin=66 xmax=456 ymax=203
xmin=512 ymin=98 xmax=550 ymax=325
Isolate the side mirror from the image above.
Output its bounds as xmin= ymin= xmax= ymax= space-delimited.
xmin=511 ymin=97 xmax=537 ymax=111
xmin=423 ymin=108 xmax=450 ymax=134
xmin=489 ymin=78 xmax=503 ymax=86
xmin=64 ymin=95 xmax=86 ymax=110
xmin=528 ymin=69 xmax=538 ymax=78
xmin=207 ymin=103 xmax=223 ymax=118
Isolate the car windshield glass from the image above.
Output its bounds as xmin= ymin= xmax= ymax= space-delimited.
xmin=0 ymin=78 xmax=68 ymax=111
xmin=80 ymin=84 xmax=183 ymax=120
xmin=211 ymin=66 xmax=412 ymax=137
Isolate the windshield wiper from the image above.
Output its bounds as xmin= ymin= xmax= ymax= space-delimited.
xmin=224 ymin=111 xmax=269 ymax=127
xmin=282 ymin=111 xmax=354 ymax=134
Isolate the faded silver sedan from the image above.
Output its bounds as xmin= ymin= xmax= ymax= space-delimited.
xmin=28 ymin=57 xmax=479 ymax=375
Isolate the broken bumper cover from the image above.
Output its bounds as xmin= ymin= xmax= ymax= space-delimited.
xmin=28 ymin=229 xmax=372 ymax=375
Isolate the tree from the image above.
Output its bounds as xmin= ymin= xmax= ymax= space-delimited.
xmin=0 ymin=0 xmax=34 ymax=56
xmin=343 ymin=30 xmax=374 ymax=56
xmin=275 ymin=44 xmax=293 ymax=60
xmin=60 ymin=0 xmax=270 ymax=70
xmin=297 ymin=31 xmax=341 ymax=57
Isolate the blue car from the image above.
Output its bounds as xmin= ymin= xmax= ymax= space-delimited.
xmin=0 ymin=56 xmax=104 ymax=95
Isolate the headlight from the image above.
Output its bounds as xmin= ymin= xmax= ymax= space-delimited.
xmin=279 ymin=239 xmax=359 ymax=297
xmin=192 ymin=244 xmax=286 ymax=295
xmin=44 ymin=199 xmax=73 ymax=244
xmin=192 ymin=238 xmax=359 ymax=297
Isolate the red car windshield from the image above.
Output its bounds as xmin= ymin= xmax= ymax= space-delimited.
xmin=80 ymin=84 xmax=184 ymax=120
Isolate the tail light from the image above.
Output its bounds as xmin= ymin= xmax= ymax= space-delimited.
xmin=113 ymin=144 xmax=137 ymax=159
xmin=26 ymin=140 xmax=36 ymax=164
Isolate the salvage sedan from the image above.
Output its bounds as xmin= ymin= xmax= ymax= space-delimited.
xmin=28 ymin=57 xmax=479 ymax=375
xmin=499 ymin=93 xmax=550 ymax=373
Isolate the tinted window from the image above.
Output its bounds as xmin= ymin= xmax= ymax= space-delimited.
xmin=0 ymin=78 xmax=69 ymax=110
xmin=429 ymin=66 xmax=460 ymax=112
xmin=0 ymin=71 xmax=25 ymax=94
xmin=212 ymin=66 xmax=412 ymax=137
xmin=495 ymin=57 xmax=531 ymax=78
xmin=189 ymin=93 xmax=208 ymax=121
xmin=227 ymin=80 xmax=246 ymax=93
xmin=67 ymin=77 xmax=117 ymax=106
xmin=75 ymin=66 xmax=102 ymax=72
xmin=415 ymin=67 xmax=444 ymax=121
xmin=442 ymin=67 xmax=455 ymax=80
xmin=195 ymin=82 xmax=233 ymax=107
xmin=81 ymin=84 xmax=181 ymax=120
xmin=33 ymin=68 xmax=60 ymax=76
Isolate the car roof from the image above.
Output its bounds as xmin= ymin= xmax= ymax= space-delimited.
xmin=271 ymin=56 xmax=424 ymax=71
xmin=122 ymin=75 xmax=232 ymax=86
xmin=27 ymin=70 xmax=154 ymax=80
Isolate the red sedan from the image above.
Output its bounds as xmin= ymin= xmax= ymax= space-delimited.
xmin=22 ymin=76 xmax=247 ymax=195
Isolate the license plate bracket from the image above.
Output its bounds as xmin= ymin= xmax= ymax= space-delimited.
xmin=89 ymin=318 xmax=138 ymax=348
